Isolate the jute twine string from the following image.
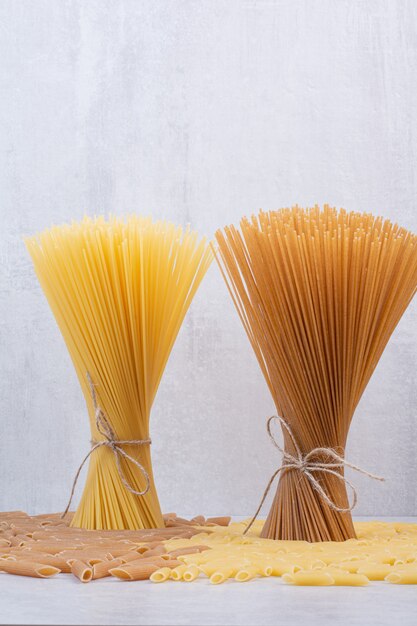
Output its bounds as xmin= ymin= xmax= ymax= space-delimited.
xmin=62 ymin=372 xmax=151 ymax=518
xmin=243 ymin=415 xmax=385 ymax=535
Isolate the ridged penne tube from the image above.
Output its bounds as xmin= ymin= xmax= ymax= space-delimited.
xmin=168 ymin=546 xmax=210 ymax=558
xmin=142 ymin=546 xmax=166 ymax=558
xmin=235 ymin=566 xmax=259 ymax=582
xmin=283 ymin=571 xmax=334 ymax=586
xmin=93 ymin=559 xmax=123 ymax=579
xmin=150 ymin=567 xmax=172 ymax=583
xmin=0 ymin=559 xmax=60 ymax=578
xmin=70 ymin=559 xmax=93 ymax=582
xmin=268 ymin=561 xmax=299 ymax=576
xmin=210 ymin=567 xmax=236 ymax=584
xmin=110 ymin=561 xmax=162 ymax=581
xmin=182 ymin=565 xmax=200 ymax=582
xmin=323 ymin=569 xmax=369 ymax=586
xmin=206 ymin=517 xmax=231 ymax=527
xmin=170 ymin=564 xmax=188 ymax=580
xmin=119 ymin=551 xmax=151 ymax=564
xmin=385 ymin=569 xmax=417 ymax=584
xmin=356 ymin=564 xmax=392 ymax=580
xmin=336 ymin=560 xmax=378 ymax=574
xmin=26 ymin=555 xmax=73 ymax=574
xmin=20 ymin=543 xmax=73 ymax=554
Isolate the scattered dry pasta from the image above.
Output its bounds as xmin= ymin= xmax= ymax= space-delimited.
xmin=1 ymin=511 xmax=417 ymax=585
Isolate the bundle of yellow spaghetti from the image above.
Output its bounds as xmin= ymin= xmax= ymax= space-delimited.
xmin=25 ymin=216 xmax=212 ymax=530
xmin=215 ymin=206 xmax=417 ymax=542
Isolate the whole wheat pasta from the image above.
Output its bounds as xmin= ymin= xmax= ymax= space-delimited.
xmin=93 ymin=558 xmax=123 ymax=579
xmin=26 ymin=216 xmax=212 ymax=530
xmin=168 ymin=545 xmax=210 ymax=558
xmin=109 ymin=557 xmax=181 ymax=581
xmin=70 ymin=559 xmax=93 ymax=582
xmin=0 ymin=559 xmax=60 ymax=578
xmin=215 ymin=205 xmax=417 ymax=541
xmin=206 ymin=517 xmax=231 ymax=527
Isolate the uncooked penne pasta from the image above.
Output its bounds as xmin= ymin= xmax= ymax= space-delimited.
xmin=70 ymin=559 xmax=93 ymax=582
xmin=386 ymin=569 xmax=417 ymax=584
xmin=283 ymin=571 xmax=334 ymax=586
xmin=150 ymin=567 xmax=172 ymax=583
xmin=0 ymin=559 xmax=60 ymax=578
xmin=210 ymin=567 xmax=235 ymax=584
xmin=168 ymin=545 xmax=210 ymax=558
xmin=206 ymin=517 xmax=231 ymax=527
xmin=93 ymin=559 xmax=123 ymax=580
xmin=170 ymin=564 xmax=188 ymax=580
xmin=120 ymin=551 xmax=151 ymax=564
xmin=322 ymin=568 xmax=369 ymax=586
xmin=110 ymin=561 xmax=162 ymax=581
xmin=357 ymin=564 xmax=392 ymax=581
xmin=182 ymin=565 xmax=200 ymax=582
xmin=235 ymin=566 xmax=259 ymax=582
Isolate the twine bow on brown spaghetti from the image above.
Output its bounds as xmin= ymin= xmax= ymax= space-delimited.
xmin=61 ymin=372 xmax=151 ymax=519
xmin=243 ymin=415 xmax=385 ymax=535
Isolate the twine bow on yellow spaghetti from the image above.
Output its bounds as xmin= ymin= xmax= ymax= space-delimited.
xmin=244 ymin=415 xmax=385 ymax=535
xmin=62 ymin=372 xmax=151 ymax=519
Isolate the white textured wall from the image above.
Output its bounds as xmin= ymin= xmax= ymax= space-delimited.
xmin=0 ymin=0 xmax=416 ymax=518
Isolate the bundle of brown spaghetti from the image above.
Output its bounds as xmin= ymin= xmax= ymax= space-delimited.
xmin=215 ymin=205 xmax=417 ymax=542
xmin=26 ymin=216 xmax=212 ymax=530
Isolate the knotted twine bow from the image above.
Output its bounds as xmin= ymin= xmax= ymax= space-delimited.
xmin=62 ymin=373 xmax=151 ymax=519
xmin=243 ymin=415 xmax=385 ymax=535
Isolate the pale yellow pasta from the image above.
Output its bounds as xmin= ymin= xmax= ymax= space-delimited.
xmin=170 ymin=564 xmax=188 ymax=580
xmin=150 ymin=567 xmax=172 ymax=583
xmin=322 ymin=568 xmax=369 ymax=586
xmin=356 ymin=564 xmax=393 ymax=581
xmin=235 ymin=566 xmax=259 ymax=582
xmin=182 ymin=565 xmax=200 ymax=582
xmin=210 ymin=567 xmax=236 ymax=585
xmin=283 ymin=571 xmax=334 ymax=586
xmin=386 ymin=569 xmax=417 ymax=584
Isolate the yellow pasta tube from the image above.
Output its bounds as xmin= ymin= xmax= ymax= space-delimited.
xmin=235 ymin=566 xmax=259 ymax=582
xmin=170 ymin=564 xmax=188 ymax=580
xmin=182 ymin=565 xmax=200 ymax=582
xmin=323 ymin=568 xmax=369 ymax=586
xmin=210 ymin=567 xmax=236 ymax=585
xmin=386 ymin=569 xmax=417 ymax=584
xmin=0 ymin=559 xmax=60 ymax=578
xmin=150 ymin=567 xmax=172 ymax=583
xmin=70 ymin=559 xmax=93 ymax=582
xmin=283 ymin=571 xmax=334 ymax=586
xmin=356 ymin=564 xmax=392 ymax=580
xmin=337 ymin=559 xmax=378 ymax=574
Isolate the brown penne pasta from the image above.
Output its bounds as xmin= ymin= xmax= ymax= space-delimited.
xmin=0 ymin=559 xmax=60 ymax=578
xmin=70 ymin=559 xmax=93 ymax=582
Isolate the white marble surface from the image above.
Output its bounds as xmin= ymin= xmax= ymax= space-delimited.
xmin=1 ymin=518 xmax=416 ymax=626
xmin=2 ymin=573 xmax=417 ymax=626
